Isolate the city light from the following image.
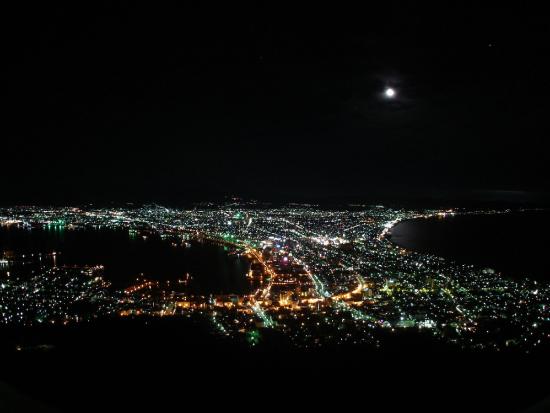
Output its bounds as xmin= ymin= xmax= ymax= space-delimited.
xmin=0 ymin=204 xmax=548 ymax=352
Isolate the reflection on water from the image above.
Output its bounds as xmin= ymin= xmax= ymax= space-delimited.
xmin=0 ymin=226 xmax=251 ymax=294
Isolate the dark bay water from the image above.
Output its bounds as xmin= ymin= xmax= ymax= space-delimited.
xmin=389 ymin=211 xmax=550 ymax=280
xmin=0 ymin=226 xmax=251 ymax=293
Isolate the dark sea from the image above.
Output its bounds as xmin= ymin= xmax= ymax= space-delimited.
xmin=389 ymin=210 xmax=550 ymax=281
xmin=0 ymin=226 xmax=251 ymax=293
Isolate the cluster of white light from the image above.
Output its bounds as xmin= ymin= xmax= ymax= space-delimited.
xmin=310 ymin=236 xmax=349 ymax=246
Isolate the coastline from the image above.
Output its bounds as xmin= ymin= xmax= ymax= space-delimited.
xmin=385 ymin=210 xmax=550 ymax=281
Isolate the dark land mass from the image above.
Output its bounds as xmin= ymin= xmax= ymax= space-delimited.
xmin=1 ymin=317 xmax=549 ymax=412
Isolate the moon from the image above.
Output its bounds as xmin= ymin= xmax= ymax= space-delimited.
xmin=385 ymin=87 xmax=396 ymax=98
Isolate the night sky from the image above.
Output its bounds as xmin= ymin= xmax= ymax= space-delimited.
xmin=3 ymin=4 xmax=550 ymax=205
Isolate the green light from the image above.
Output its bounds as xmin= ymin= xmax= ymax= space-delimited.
xmin=247 ymin=330 xmax=261 ymax=346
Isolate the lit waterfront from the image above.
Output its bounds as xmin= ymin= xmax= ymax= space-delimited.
xmin=1 ymin=204 xmax=549 ymax=352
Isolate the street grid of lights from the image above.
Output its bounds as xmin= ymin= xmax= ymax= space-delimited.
xmin=1 ymin=204 xmax=548 ymax=352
